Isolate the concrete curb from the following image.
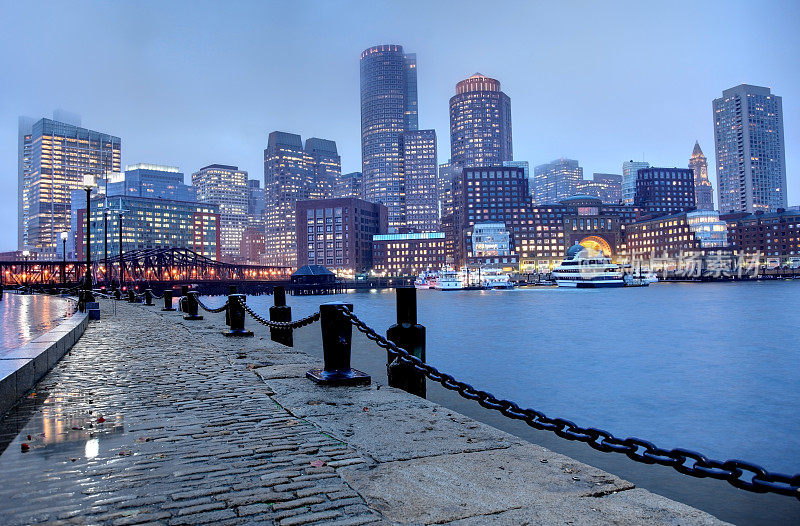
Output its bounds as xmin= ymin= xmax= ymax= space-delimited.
xmin=0 ymin=308 xmax=90 ymax=416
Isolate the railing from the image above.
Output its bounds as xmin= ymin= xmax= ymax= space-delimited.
xmin=111 ymin=286 xmax=799 ymax=500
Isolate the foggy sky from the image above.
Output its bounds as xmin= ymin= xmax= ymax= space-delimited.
xmin=1 ymin=0 xmax=798 ymax=251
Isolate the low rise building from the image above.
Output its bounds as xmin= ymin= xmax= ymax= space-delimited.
xmin=722 ymin=208 xmax=800 ymax=263
xmin=466 ymin=222 xmax=517 ymax=267
xmin=295 ymin=198 xmax=387 ymax=275
xmin=625 ymin=210 xmax=728 ymax=258
xmin=372 ymin=232 xmax=446 ymax=276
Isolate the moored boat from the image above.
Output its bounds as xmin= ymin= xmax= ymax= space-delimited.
xmin=552 ymin=245 xmax=625 ymax=288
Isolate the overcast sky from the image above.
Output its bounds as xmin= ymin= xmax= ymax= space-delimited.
xmin=1 ymin=0 xmax=798 ymax=251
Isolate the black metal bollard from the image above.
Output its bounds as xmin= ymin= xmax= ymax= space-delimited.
xmin=127 ymin=289 xmax=136 ymax=303
xmin=386 ymin=287 xmax=426 ymax=398
xmin=183 ymin=291 xmax=203 ymax=320
xmin=224 ymin=294 xmax=253 ymax=337
xmin=144 ymin=289 xmax=154 ymax=306
xmin=0 ymin=284 xmax=3 ymax=301
xmin=113 ymin=289 xmax=121 ymax=300
xmin=269 ymin=285 xmax=293 ymax=347
xmin=162 ymin=290 xmax=175 ymax=311
xmin=306 ymin=302 xmax=370 ymax=386
xmin=178 ymin=285 xmax=189 ymax=312
xmin=225 ymin=285 xmax=237 ymax=325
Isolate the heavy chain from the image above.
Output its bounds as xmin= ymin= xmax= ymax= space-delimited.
xmin=339 ymin=306 xmax=800 ymax=500
xmin=237 ymin=297 xmax=320 ymax=329
xmin=196 ymin=297 xmax=229 ymax=313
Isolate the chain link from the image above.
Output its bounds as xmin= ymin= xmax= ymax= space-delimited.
xmin=339 ymin=306 xmax=800 ymax=500
xmin=196 ymin=296 xmax=229 ymax=313
xmin=237 ymin=297 xmax=320 ymax=329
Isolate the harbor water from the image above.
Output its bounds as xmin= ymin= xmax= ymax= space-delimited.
xmin=0 ymin=294 xmax=73 ymax=354
xmin=237 ymin=280 xmax=800 ymax=525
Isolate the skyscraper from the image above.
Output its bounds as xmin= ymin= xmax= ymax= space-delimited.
xmin=578 ymin=173 xmax=623 ymax=204
xmin=689 ymin=142 xmax=714 ymax=211
xmin=333 ymin=172 xmax=364 ymax=199
xmin=449 ymin=73 xmax=512 ymax=168
xmin=400 ymin=129 xmax=438 ymax=232
xmin=304 ymin=138 xmax=341 ymax=200
xmin=247 ymin=179 xmax=266 ymax=221
xmin=532 ymin=158 xmax=583 ymax=204
xmin=191 ymin=164 xmax=248 ymax=260
xmin=622 ymin=160 xmax=650 ymax=205
xmin=713 ymin=84 xmax=786 ymax=213
xmin=19 ymin=117 xmax=121 ymax=257
xmin=360 ymin=44 xmax=418 ymax=228
xmin=263 ymin=131 xmax=341 ymax=266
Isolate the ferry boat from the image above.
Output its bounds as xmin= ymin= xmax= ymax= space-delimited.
xmin=433 ymin=268 xmax=463 ymax=290
xmin=480 ymin=268 xmax=514 ymax=289
xmin=552 ymin=245 xmax=625 ymax=288
xmin=414 ymin=271 xmax=437 ymax=289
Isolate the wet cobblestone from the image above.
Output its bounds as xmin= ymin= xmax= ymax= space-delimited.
xmin=0 ymin=300 xmax=385 ymax=525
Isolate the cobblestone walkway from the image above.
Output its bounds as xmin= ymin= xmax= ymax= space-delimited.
xmin=0 ymin=300 xmax=383 ymax=525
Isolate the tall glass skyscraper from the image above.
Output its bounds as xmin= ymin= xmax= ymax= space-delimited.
xmin=263 ymin=131 xmax=340 ymax=267
xmin=191 ymin=164 xmax=248 ymax=260
xmin=532 ymin=158 xmax=583 ymax=204
xmin=622 ymin=160 xmax=650 ymax=205
xmin=360 ymin=44 xmax=418 ymax=228
xmin=689 ymin=142 xmax=714 ymax=211
xmin=449 ymin=73 xmax=512 ymax=168
xmin=400 ymin=129 xmax=438 ymax=232
xmin=713 ymin=84 xmax=786 ymax=213
xmin=19 ymin=117 xmax=121 ymax=257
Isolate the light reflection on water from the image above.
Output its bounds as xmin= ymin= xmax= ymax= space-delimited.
xmin=0 ymin=294 xmax=73 ymax=352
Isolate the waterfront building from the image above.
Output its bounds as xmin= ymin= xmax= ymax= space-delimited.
xmin=295 ymin=198 xmax=388 ymax=275
xmin=304 ymin=138 xmax=341 ymax=200
xmin=333 ymin=172 xmax=364 ymax=199
xmin=372 ymin=232 xmax=446 ymax=277
xmin=634 ymin=167 xmax=696 ymax=216
xmin=449 ymin=73 xmax=513 ymax=169
xmin=722 ymin=208 xmax=800 ymax=262
xmin=577 ymin=173 xmax=622 ymax=204
xmin=625 ymin=210 xmax=729 ymax=261
xmin=19 ymin=117 xmax=121 ymax=257
xmin=532 ymin=158 xmax=583 ymax=204
xmin=360 ymin=44 xmax=418 ymax=228
xmin=263 ymin=132 xmax=340 ymax=266
xmin=451 ymin=166 xmax=532 ymax=265
xmin=622 ymin=160 xmax=650 ymax=205
xmin=79 ymin=195 xmax=221 ymax=263
xmin=466 ymin=222 xmax=517 ymax=267
xmin=106 ymin=164 xmax=196 ymax=202
xmin=713 ymin=84 xmax=787 ymax=213
xmin=191 ymin=164 xmax=248 ymax=260
xmin=689 ymin=142 xmax=714 ymax=211
xmin=519 ymin=196 xmax=638 ymax=272
xmin=247 ymin=179 xmax=266 ymax=222
xmin=400 ymin=129 xmax=438 ymax=232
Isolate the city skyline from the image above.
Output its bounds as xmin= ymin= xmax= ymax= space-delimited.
xmin=1 ymin=1 xmax=799 ymax=251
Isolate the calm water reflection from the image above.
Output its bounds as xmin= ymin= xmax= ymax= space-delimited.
xmin=242 ymin=281 xmax=800 ymax=525
xmin=0 ymin=294 xmax=73 ymax=353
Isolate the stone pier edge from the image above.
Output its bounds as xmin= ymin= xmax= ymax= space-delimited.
xmin=0 ymin=303 xmax=89 ymax=416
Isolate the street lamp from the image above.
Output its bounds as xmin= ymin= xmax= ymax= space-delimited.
xmin=103 ymin=207 xmax=109 ymax=287
xmin=82 ymin=174 xmax=95 ymax=301
xmin=116 ymin=208 xmax=128 ymax=289
xmin=60 ymin=231 xmax=68 ymax=286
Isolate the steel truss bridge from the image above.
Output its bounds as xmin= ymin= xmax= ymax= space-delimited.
xmin=0 ymin=248 xmax=292 ymax=287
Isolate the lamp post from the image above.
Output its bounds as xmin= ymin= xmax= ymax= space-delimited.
xmin=103 ymin=208 xmax=109 ymax=287
xmin=60 ymin=231 xmax=68 ymax=286
xmin=117 ymin=209 xmax=126 ymax=289
xmin=82 ymin=175 xmax=95 ymax=301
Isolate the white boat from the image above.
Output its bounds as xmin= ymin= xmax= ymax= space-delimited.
xmin=552 ymin=245 xmax=625 ymax=288
xmin=433 ymin=268 xmax=463 ymax=290
xmin=480 ymin=268 xmax=514 ymax=289
xmin=414 ymin=271 xmax=437 ymax=289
